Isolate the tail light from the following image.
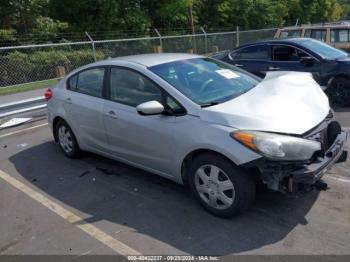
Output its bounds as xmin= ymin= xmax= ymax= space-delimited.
xmin=44 ymin=88 xmax=52 ymax=101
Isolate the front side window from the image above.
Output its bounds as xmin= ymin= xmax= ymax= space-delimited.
xmin=149 ymin=58 xmax=259 ymax=105
xmin=110 ymin=68 xmax=162 ymax=107
xmin=273 ymin=45 xmax=308 ymax=61
xmin=305 ymin=29 xmax=326 ymax=42
xmin=331 ymin=29 xmax=350 ymax=43
xmin=68 ymin=68 xmax=105 ymax=97
xmin=237 ymin=45 xmax=269 ymax=60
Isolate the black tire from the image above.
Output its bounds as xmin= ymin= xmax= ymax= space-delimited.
xmin=187 ymin=153 xmax=255 ymax=218
xmin=326 ymin=77 xmax=350 ymax=108
xmin=55 ymin=120 xmax=80 ymax=158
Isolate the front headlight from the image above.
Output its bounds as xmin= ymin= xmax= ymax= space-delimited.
xmin=231 ymin=131 xmax=321 ymax=161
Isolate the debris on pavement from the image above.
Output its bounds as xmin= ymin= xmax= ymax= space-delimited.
xmin=16 ymin=143 xmax=28 ymax=148
xmin=96 ymin=166 xmax=121 ymax=176
xmin=79 ymin=170 xmax=90 ymax=177
xmin=0 ymin=117 xmax=32 ymax=129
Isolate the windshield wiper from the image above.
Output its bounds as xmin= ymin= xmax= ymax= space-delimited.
xmin=200 ymin=101 xmax=220 ymax=108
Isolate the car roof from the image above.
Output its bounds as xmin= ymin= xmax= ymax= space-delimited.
xmin=106 ymin=53 xmax=203 ymax=67
xmin=235 ymin=38 xmax=312 ymax=49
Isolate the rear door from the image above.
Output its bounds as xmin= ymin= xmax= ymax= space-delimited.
xmin=63 ymin=67 xmax=109 ymax=151
xmin=229 ymin=44 xmax=270 ymax=78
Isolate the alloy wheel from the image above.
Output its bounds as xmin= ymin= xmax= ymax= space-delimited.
xmin=329 ymin=81 xmax=350 ymax=107
xmin=58 ymin=125 xmax=73 ymax=153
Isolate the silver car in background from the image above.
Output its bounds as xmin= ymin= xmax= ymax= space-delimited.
xmin=46 ymin=53 xmax=347 ymax=217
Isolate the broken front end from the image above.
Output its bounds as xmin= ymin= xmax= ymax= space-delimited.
xmin=258 ymin=119 xmax=347 ymax=193
xmin=235 ymin=113 xmax=347 ymax=193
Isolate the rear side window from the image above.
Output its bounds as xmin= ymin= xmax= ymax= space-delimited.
xmin=305 ymin=29 xmax=326 ymax=42
xmin=68 ymin=68 xmax=105 ymax=97
xmin=237 ymin=45 xmax=269 ymax=60
xmin=331 ymin=29 xmax=350 ymax=43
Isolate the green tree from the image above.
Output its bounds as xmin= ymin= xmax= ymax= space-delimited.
xmin=49 ymin=0 xmax=150 ymax=34
xmin=338 ymin=0 xmax=350 ymax=19
xmin=286 ymin=0 xmax=343 ymax=25
xmin=31 ymin=16 xmax=69 ymax=40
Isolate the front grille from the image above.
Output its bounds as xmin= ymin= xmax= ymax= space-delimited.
xmin=303 ymin=111 xmax=341 ymax=155
xmin=305 ymin=120 xmax=341 ymax=155
xmin=320 ymin=128 xmax=329 ymax=151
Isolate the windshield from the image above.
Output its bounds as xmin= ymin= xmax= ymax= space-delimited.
xmin=149 ymin=58 xmax=259 ymax=105
xmin=297 ymin=39 xmax=348 ymax=60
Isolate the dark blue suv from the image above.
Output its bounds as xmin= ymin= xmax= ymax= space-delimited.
xmin=215 ymin=38 xmax=350 ymax=107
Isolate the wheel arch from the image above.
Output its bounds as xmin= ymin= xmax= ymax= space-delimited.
xmin=328 ymin=74 xmax=350 ymax=86
xmin=180 ymin=148 xmax=238 ymax=184
xmin=52 ymin=116 xmax=69 ymax=142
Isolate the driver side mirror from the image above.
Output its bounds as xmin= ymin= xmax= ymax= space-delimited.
xmin=300 ymin=56 xmax=315 ymax=66
xmin=136 ymin=101 xmax=164 ymax=116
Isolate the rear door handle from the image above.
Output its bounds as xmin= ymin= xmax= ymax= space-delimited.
xmin=105 ymin=110 xmax=117 ymax=119
xmin=65 ymin=98 xmax=72 ymax=104
xmin=234 ymin=64 xmax=244 ymax=67
xmin=268 ymin=66 xmax=280 ymax=70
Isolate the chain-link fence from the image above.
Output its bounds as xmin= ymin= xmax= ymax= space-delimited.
xmin=0 ymin=28 xmax=277 ymax=88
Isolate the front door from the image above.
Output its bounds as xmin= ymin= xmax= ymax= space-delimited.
xmin=103 ymin=67 xmax=179 ymax=176
xmin=269 ymin=45 xmax=323 ymax=79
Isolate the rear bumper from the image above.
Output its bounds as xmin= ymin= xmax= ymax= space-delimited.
xmin=291 ymin=130 xmax=347 ymax=184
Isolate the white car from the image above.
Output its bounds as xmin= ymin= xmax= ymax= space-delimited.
xmin=46 ymin=53 xmax=347 ymax=217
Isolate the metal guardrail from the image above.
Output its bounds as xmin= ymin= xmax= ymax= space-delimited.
xmin=0 ymin=96 xmax=46 ymax=118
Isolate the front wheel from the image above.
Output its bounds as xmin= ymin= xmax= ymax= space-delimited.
xmin=327 ymin=77 xmax=350 ymax=107
xmin=187 ymin=154 xmax=255 ymax=218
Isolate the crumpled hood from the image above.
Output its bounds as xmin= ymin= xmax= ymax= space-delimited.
xmin=201 ymin=71 xmax=330 ymax=135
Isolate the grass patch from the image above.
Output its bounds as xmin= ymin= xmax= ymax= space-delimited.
xmin=0 ymin=79 xmax=59 ymax=96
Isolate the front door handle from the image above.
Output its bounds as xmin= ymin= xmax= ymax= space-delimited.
xmin=268 ymin=66 xmax=280 ymax=70
xmin=106 ymin=110 xmax=117 ymax=119
xmin=234 ymin=64 xmax=244 ymax=67
xmin=65 ymin=98 xmax=72 ymax=104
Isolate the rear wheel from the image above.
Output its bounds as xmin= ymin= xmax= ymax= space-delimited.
xmin=187 ymin=154 xmax=255 ymax=217
xmin=327 ymin=77 xmax=350 ymax=107
xmin=55 ymin=120 xmax=80 ymax=158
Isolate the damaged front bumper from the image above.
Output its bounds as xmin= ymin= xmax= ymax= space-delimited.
xmin=256 ymin=130 xmax=347 ymax=193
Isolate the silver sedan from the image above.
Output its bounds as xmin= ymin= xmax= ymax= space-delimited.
xmin=46 ymin=53 xmax=347 ymax=217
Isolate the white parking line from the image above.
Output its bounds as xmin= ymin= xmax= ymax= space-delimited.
xmin=0 ymin=169 xmax=141 ymax=255
xmin=0 ymin=123 xmax=48 ymax=138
